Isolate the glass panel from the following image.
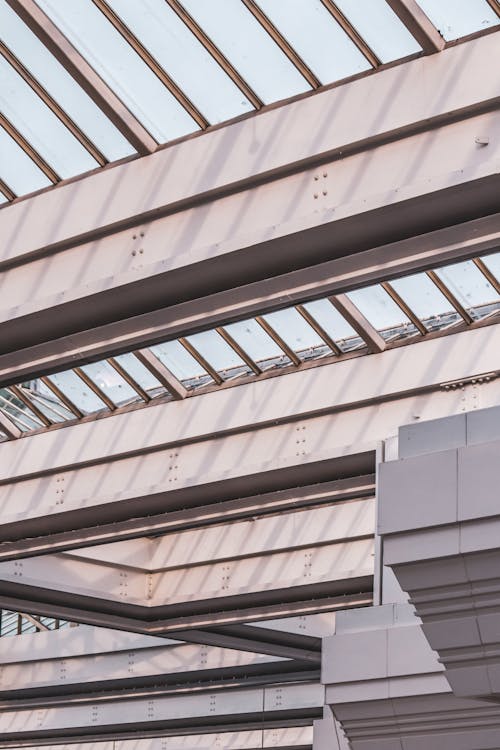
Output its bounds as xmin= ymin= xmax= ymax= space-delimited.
xmin=80 ymin=360 xmax=141 ymax=406
xmin=335 ymin=0 xmax=421 ymax=62
xmin=390 ymin=273 xmax=457 ymax=331
xmin=47 ymin=370 xmax=107 ymax=414
xmin=263 ymin=307 xmax=331 ymax=360
xmin=0 ymin=388 xmax=42 ymax=431
xmin=106 ymin=0 xmax=253 ymax=123
xmin=257 ymin=0 xmax=371 ymax=82
xmin=19 ymin=380 xmax=73 ymax=422
xmin=37 ymin=0 xmax=199 ymax=143
xmin=0 ymin=1 xmax=134 ymax=161
xmin=481 ymin=252 xmax=500 ymax=283
xmin=347 ymin=284 xmax=418 ymax=340
xmin=0 ymin=55 xmax=98 ymax=178
xmin=0 ymin=611 xmax=19 ymax=636
xmin=302 ymin=299 xmax=364 ymax=352
xmin=416 ymin=0 xmax=499 ymax=41
xmin=185 ymin=330 xmax=248 ymax=377
xmin=114 ymin=353 xmax=167 ymax=395
xmin=0 ymin=124 xmax=51 ymax=195
xmin=181 ymin=0 xmax=311 ymax=104
xmin=435 ymin=260 xmax=500 ymax=320
xmin=151 ymin=340 xmax=213 ymax=387
xmin=224 ymin=318 xmax=292 ymax=368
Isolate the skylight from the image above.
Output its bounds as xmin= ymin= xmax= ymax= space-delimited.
xmin=1 ymin=250 xmax=498 ymax=440
xmin=0 ymin=0 xmax=498 ymax=203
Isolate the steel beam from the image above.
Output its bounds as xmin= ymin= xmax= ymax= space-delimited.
xmin=0 ymin=477 xmax=375 ymax=560
xmin=0 ymin=588 xmax=372 ymax=642
xmin=0 ymin=325 xmax=497 ymax=485
xmin=6 ymin=0 xmax=156 ymax=155
xmin=2 ymin=108 xmax=500 ymax=372
xmin=65 ymin=499 xmax=374 ymax=570
xmin=2 ymin=209 xmax=499 ymax=384
xmin=0 ymin=537 xmax=373 ymax=614
xmin=0 ymin=681 xmax=324 ymax=742
xmin=0 ymin=726 xmax=314 ymax=750
xmin=0 ymin=640 xmax=284 ymax=695
xmin=1 ymin=33 xmax=497 ymax=269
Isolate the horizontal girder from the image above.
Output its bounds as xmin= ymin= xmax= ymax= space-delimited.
xmin=1 ymin=110 xmax=499 ymax=373
xmin=1 ymin=33 xmax=497 ymax=267
xmin=0 ymin=325 xmax=497 ymax=485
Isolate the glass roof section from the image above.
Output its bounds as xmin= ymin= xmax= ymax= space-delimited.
xmin=37 ymin=0 xmax=199 ymax=143
xmin=262 ymin=307 xmax=333 ymax=361
xmin=151 ymin=340 xmax=214 ymax=386
xmin=416 ymin=0 xmax=500 ymax=41
xmin=435 ymin=260 xmax=500 ymax=319
xmin=224 ymin=318 xmax=293 ymax=368
xmin=47 ymin=370 xmax=108 ymax=415
xmin=256 ymin=0 xmax=371 ymax=81
xmin=1 ymin=250 xmax=498 ymax=439
xmin=390 ymin=272 xmax=458 ymax=331
xmin=481 ymin=253 xmax=500 ymax=280
xmin=105 ymin=0 xmax=254 ymax=123
xmin=0 ymin=53 xmax=99 ymax=178
xmin=179 ymin=0 xmax=312 ymax=103
xmin=0 ymin=123 xmax=52 ymax=195
xmin=334 ymin=0 xmax=422 ymax=62
xmin=0 ymin=0 xmax=498 ymax=202
xmin=0 ymin=0 xmax=134 ymax=163
xmin=346 ymin=284 xmax=418 ymax=341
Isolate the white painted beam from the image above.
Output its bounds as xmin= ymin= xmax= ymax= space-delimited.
xmin=0 ymin=33 xmax=497 ymax=267
xmin=0 ymin=640 xmax=282 ymax=694
xmin=0 ymin=538 xmax=373 ymax=608
xmin=0 ymin=325 xmax=498 ymax=485
xmin=7 ymin=726 xmax=314 ymax=750
xmin=1 ymin=109 xmax=499 ymax=374
xmin=0 ymin=682 xmax=324 ymax=739
xmin=149 ymin=539 xmax=373 ymax=608
xmin=68 ymin=499 xmax=374 ymax=571
xmin=0 ymin=624 xmax=173 ymax=663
